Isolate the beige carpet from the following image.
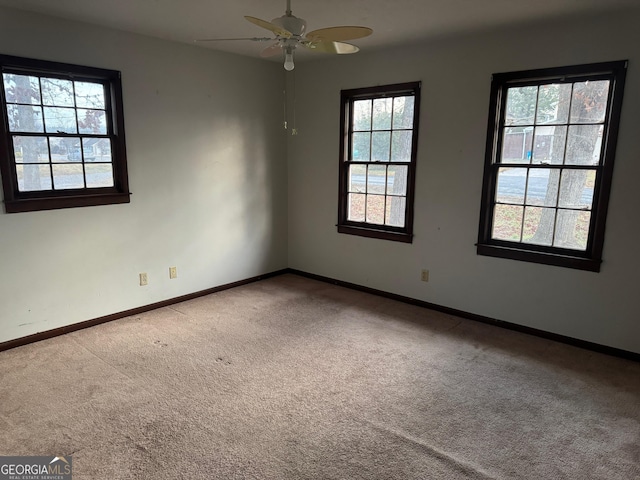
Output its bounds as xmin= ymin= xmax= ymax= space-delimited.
xmin=1 ymin=274 xmax=638 ymax=479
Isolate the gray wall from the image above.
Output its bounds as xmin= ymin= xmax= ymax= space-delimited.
xmin=2 ymin=6 xmax=639 ymax=355
xmin=0 ymin=8 xmax=288 ymax=343
xmin=288 ymin=10 xmax=640 ymax=354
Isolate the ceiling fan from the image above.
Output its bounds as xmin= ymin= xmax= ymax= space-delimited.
xmin=197 ymin=0 xmax=373 ymax=71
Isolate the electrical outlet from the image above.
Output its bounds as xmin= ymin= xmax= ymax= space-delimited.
xmin=139 ymin=273 xmax=148 ymax=286
xmin=421 ymin=269 xmax=429 ymax=282
xmin=169 ymin=266 xmax=177 ymax=279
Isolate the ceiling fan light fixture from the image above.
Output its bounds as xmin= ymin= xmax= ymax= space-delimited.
xmin=284 ymin=47 xmax=295 ymax=71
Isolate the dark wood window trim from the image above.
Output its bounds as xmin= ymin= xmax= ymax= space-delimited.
xmin=477 ymin=61 xmax=627 ymax=272
xmin=0 ymin=54 xmax=130 ymax=213
xmin=338 ymin=82 xmax=421 ymax=243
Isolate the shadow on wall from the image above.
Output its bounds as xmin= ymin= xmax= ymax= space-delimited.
xmin=184 ymin=112 xmax=286 ymax=280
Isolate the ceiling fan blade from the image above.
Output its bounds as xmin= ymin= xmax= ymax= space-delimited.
xmin=305 ymin=26 xmax=372 ymax=42
xmin=245 ymin=16 xmax=293 ymax=38
xmin=260 ymin=43 xmax=282 ymax=58
xmin=195 ymin=37 xmax=273 ymax=42
xmin=302 ymin=41 xmax=360 ymax=54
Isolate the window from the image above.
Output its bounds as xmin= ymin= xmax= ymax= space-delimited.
xmin=338 ymin=82 xmax=421 ymax=243
xmin=477 ymin=61 xmax=627 ymax=272
xmin=0 ymin=54 xmax=130 ymax=213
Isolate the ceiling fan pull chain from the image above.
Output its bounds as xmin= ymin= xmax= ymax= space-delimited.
xmin=283 ymin=87 xmax=288 ymax=130
xmin=291 ymin=68 xmax=298 ymax=135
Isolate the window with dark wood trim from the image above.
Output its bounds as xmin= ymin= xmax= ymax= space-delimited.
xmin=0 ymin=54 xmax=130 ymax=213
xmin=477 ymin=61 xmax=627 ymax=271
xmin=338 ymin=82 xmax=421 ymax=243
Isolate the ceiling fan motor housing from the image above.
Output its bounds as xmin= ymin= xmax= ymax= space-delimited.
xmin=272 ymin=14 xmax=307 ymax=37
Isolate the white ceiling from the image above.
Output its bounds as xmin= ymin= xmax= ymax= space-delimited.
xmin=0 ymin=0 xmax=638 ymax=61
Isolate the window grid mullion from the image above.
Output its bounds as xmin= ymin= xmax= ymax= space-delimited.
xmin=8 ymin=132 xmax=110 ymax=139
xmin=383 ymin=165 xmax=389 ymax=225
xmin=348 ymin=160 xmax=410 ymax=164
xmin=364 ymin=163 xmax=369 ymax=222
xmin=561 ymin=83 xmax=575 ymax=166
xmin=550 ymin=208 xmax=560 ymax=247
xmin=37 ymin=76 xmax=43 ymax=107
xmin=46 ymin=136 xmax=54 ymax=189
xmin=498 ymin=163 xmax=600 ymax=171
xmin=75 ymin=76 xmax=82 ymax=189
xmin=81 ymin=155 xmax=87 ymax=189
xmin=390 ymin=97 xmax=396 ymax=130
xmin=519 ymin=169 xmax=531 ymax=242
xmin=533 ymin=85 xmax=541 ymax=126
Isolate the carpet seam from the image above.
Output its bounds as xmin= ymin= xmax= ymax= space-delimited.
xmin=364 ymin=419 xmax=499 ymax=480
xmin=68 ymin=335 xmax=158 ymax=397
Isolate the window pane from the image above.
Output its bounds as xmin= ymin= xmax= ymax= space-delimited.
xmin=371 ymin=131 xmax=390 ymax=161
xmin=565 ymin=125 xmax=602 ymax=166
xmin=558 ymin=170 xmax=594 ymax=209
xmin=3 ymin=74 xmax=41 ymax=104
xmin=353 ymin=100 xmax=371 ymax=131
xmin=348 ymin=164 xmax=366 ymax=193
xmin=17 ymin=164 xmax=52 ymax=191
xmin=505 ymin=86 xmax=537 ymax=126
xmin=83 ymin=138 xmax=112 ymax=162
xmin=492 ymin=204 xmax=523 ymax=241
xmin=352 ymin=132 xmax=370 ymax=161
xmin=391 ymin=130 xmax=412 ymax=162
xmin=532 ymin=126 xmax=566 ymax=165
xmin=553 ymin=210 xmax=590 ymax=251
xmin=570 ymin=80 xmax=609 ymax=124
xmin=67 ymin=145 xmax=83 ymax=162
xmin=366 ymin=194 xmax=385 ymax=224
xmin=525 ymin=168 xmax=559 ymax=207
xmin=387 ymin=165 xmax=408 ymax=196
xmin=13 ymin=136 xmax=48 ymax=163
xmin=75 ymin=81 xmax=105 ymax=109
xmin=522 ymin=207 xmax=555 ymax=246
xmin=50 ymin=137 xmax=81 ymax=162
xmin=348 ymin=193 xmax=365 ymax=221
xmin=44 ymin=106 xmax=78 ymax=133
xmin=85 ymin=163 xmax=114 ymax=188
xmin=53 ymin=164 xmax=84 ymax=189
xmin=386 ymin=196 xmax=406 ymax=227
xmin=501 ymin=127 xmax=533 ymax=163
xmin=536 ymin=83 xmax=571 ymax=125
xmin=41 ymin=78 xmax=74 ymax=107
xmin=392 ymin=96 xmax=414 ymax=129
xmin=77 ymin=109 xmax=107 ymax=135
xmin=372 ymin=97 xmax=392 ymax=130
xmin=7 ymin=105 xmax=44 ymax=132
xmin=367 ymin=165 xmax=386 ymax=194
xmin=496 ymin=167 xmax=527 ymax=204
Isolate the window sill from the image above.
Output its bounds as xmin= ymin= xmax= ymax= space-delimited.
xmin=338 ymin=224 xmax=413 ymax=243
xmin=476 ymin=243 xmax=601 ymax=272
xmin=4 ymin=191 xmax=131 ymax=213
